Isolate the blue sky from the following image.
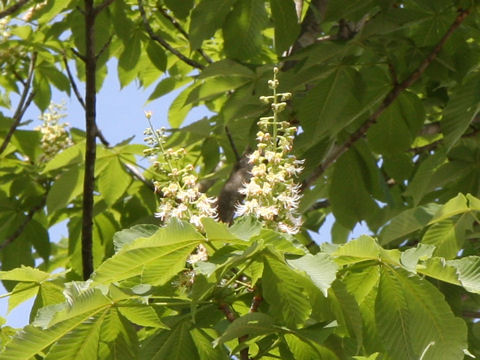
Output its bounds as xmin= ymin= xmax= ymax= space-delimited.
xmin=1 ymin=60 xmax=368 ymax=328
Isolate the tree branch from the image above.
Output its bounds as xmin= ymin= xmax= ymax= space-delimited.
xmin=63 ymin=56 xmax=86 ymax=110
xmin=0 ymin=53 xmax=37 ymax=155
xmin=93 ymin=0 xmax=115 ymax=17
xmin=0 ymin=0 xmax=30 ymax=20
xmin=137 ymin=0 xmax=205 ymax=70
xmin=81 ymin=0 xmax=98 ymax=280
xmin=0 ymin=198 xmax=45 ymax=250
xmin=71 ymin=47 xmax=86 ymax=63
xmin=304 ymin=8 xmax=471 ymax=188
xmin=157 ymin=6 xmax=213 ymax=64
xmin=124 ymin=162 xmax=155 ymax=191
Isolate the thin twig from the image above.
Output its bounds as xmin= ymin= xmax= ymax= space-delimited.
xmin=95 ymin=34 xmax=113 ymax=60
xmin=71 ymin=47 xmax=86 ymax=63
xmin=1 ymin=198 xmax=46 ymax=250
xmin=137 ymin=0 xmax=205 ymax=70
xmin=0 ymin=53 xmax=37 ymax=155
xmin=304 ymin=8 xmax=471 ymax=188
xmin=158 ymin=6 xmax=213 ymax=64
xmin=124 ymin=163 xmax=155 ymax=191
xmin=0 ymin=0 xmax=30 ymax=19
xmin=93 ymin=0 xmax=115 ymax=17
xmin=225 ymin=126 xmax=241 ymax=162
xmin=95 ymin=128 xmax=110 ymax=146
xmin=63 ymin=56 xmax=86 ymax=109
xmin=218 ymin=302 xmax=236 ymax=322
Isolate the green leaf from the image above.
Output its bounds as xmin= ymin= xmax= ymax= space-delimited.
xmin=367 ymin=92 xmax=425 ymax=155
xmin=262 ymin=251 xmax=311 ymax=327
xmin=7 ymin=282 xmax=39 ymax=313
xmin=332 ymin=235 xmax=382 ymax=266
xmin=421 ymin=217 xmax=470 ymax=259
xmin=222 ymin=0 xmax=268 ymax=60
xmin=379 ymin=203 xmax=440 ymax=245
xmin=98 ymin=157 xmax=132 ymax=206
xmin=428 ymin=193 xmax=469 ymax=224
xmin=33 ymin=73 xmax=52 ymax=111
xmin=185 ymin=76 xmax=250 ymax=105
xmin=0 ymin=266 xmax=51 ymax=283
xmin=440 ymin=70 xmax=480 ymax=150
xmin=33 ymin=0 xmax=73 ymax=24
xmin=118 ymin=32 xmax=142 ymax=87
xmin=93 ymin=220 xmax=203 ymax=285
xmin=419 ymin=257 xmax=462 ymax=287
xmin=329 ymin=280 xmax=363 ymax=352
xmin=329 ymin=147 xmax=380 ymax=228
xmin=43 ymin=310 xmax=107 ymax=360
xmin=297 ymin=67 xmax=363 ymax=143
xmin=447 ymin=256 xmax=480 ymax=294
xmin=283 ymin=333 xmax=339 ymax=360
xmin=376 ymin=267 xmax=468 ymax=360
xmin=168 ymin=84 xmax=195 ymax=128
xmin=42 ymin=142 xmax=84 ymax=173
xmin=199 ymin=60 xmax=255 ymax=79
xmin=118 ymin=302 xmax=168 ymax=328
xmin=287 ymin=253 xmax=338 ymax=297
xmin=400 ymin=243 xmax=436 ymax=273
xmin=189 ymin=0 xmax=237 ymax=50
xmin=269 ymin=0 xmax=300 ymax=55
xmin=146 ymin=42 xmax=167 ymax=72
xmin=164 ymin=0 xmax=194 ymax=19
xmin=46 ymin=166 xmax=84 ymax=214
xmin=113 ymin=224 xmax=159 ymax=253
xmin=403 ymin=151 xmax=446 ymax=205
xmin=201 ymin=218 xmax=245 ymax=244
xmin=139 ymin=320 xmax=199 ymax=360
xmin=1 ymin=308 xmax=108 ymax=360
xmin=191 ymin=328 xmax=229 ymax=360
xmin=41 ymin=65 xmax=70 ymax=94
xmin=148 ymin=76 xmax=191 ymax=102
xmin=213 ymin=312 xmax=276 ymax=346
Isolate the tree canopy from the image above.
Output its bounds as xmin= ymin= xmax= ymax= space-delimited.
xmin=1 ymin=0 xmax=480 ymax=359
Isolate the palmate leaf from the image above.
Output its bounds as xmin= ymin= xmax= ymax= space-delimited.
xmin=269 ymin=0 xmax=300 ymax=55
xmin=0 ymin=284 xmax=139 ymax=359
xmin=139 ymin=320 xmax=199 ymax=360
xmin=283 ymin=333 xmax=340 ymax=360
xmin=189 ymin=0 xmax=237 ymax=50
xmin=0 ymin=310 xmax=106 ymax=360
xmin=262 ymin=251 xmax=311 ymax=328
xmin=213 ymin=312 xmax=276 ymax=347
xmin=93 ymin=220 xmax=203 ymax=285
xmin=331 ymin=235 xmax=399 ymax=266
xmin=441 ymin=72 xmax=480 ymax=150
xmin=287 ymin=253 xmax=338 ymax=297
xmin=421 ymin=217 xmax=470 ymax=259
xmin=97 ymin=157 xmax=132 ymax=206
xmin=222 ymin=0 xmax=268 ymax=60
xmin=376 ymin=267 xmax=468 ymax=360
xmin=447 ymin=256 xmax=480 ymax=294
xmin=43 ymin=310 xmax=107 ymax=360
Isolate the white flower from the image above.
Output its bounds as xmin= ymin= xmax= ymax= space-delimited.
xmin=155 ymin=203 xmax=173 ymax=220
xmin=182 ymin=174 xmax=197 ymax=187
xmin=236 ymin=199 xmax=259 ymax=216
xmin=239 ymin=181 xmax=262 ymax=196
xmin=172 ymin=203 xmax=188 ymax=218
xmin=162 ymin=183 xmax=179 ymax=197
xmin=256 ymin=205 xmax=278 ymax=220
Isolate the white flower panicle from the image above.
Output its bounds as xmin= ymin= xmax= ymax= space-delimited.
xmin=143 ymin=112 xmax=218 ymax=231
xmin=35 ymin=102 xmax=73 ymax=162
xmin=235 ymin=67 xmax=304 ymax=234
